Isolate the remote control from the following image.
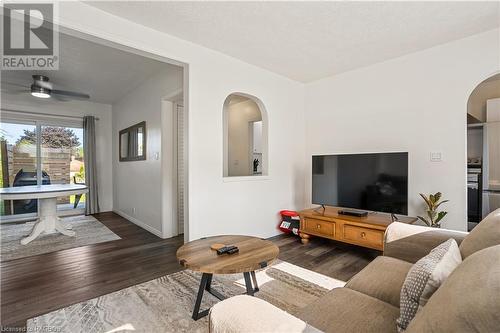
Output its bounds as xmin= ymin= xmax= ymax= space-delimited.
xmin=226 ymin=247 xmax=239 ymax=254
xmin=217 ymin=245 xmax=238 ymax=255
xmin=216 ymin=246 xmax=232 ymax=255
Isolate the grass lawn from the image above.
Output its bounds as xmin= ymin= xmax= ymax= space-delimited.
xmin=70 ymin=194 xmax=86 ymax=204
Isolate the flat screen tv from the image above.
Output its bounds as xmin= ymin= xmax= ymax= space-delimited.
xmin=312 ymin=152 xmax=408 ymax=215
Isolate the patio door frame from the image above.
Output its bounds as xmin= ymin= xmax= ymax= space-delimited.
xmin=0 ymin=111 xmax=85 ymax=223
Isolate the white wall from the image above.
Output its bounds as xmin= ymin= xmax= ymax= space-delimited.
xmin=1 ymin=94 xmax=113 ymax=212
xmin=112 ymin=67 xmax=183 ymax=237
xmin=58 ymin=2 xmax=306 ymax=240
xmin=304 ymin=29 xmax=500 ymax=231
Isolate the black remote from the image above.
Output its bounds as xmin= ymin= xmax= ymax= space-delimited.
xmin=216 ymin=246 xmax=232 ymax=255
xmin=227 ymin=247 xmax=239 ymax=254
xmin=217 ymin=245 xmax=238 ymax=255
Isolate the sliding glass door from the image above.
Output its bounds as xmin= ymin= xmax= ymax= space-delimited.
xmin=41 ymin=125 xmax=85 ymax=210
xmin=0 ymin=122 xmax=38 ymax=216
xmin=0 ymin=120 xmax=85 ymax=218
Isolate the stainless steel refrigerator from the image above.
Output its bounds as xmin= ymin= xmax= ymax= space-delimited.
xmin=482 ymin=100 xmax=500 ymax=218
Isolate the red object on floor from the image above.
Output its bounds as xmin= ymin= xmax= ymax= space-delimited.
xmin=278 ymin=210 xmax=300 ymax=235
xmin=280 ymin=210 xmax=299 ymax=218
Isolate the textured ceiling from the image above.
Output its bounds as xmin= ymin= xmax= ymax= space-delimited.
xmin=86 ymin=1 xmax=500 ymax=82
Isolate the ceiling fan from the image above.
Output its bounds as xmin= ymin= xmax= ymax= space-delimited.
xmin=2 ymin=75 xmax=90 ymax=101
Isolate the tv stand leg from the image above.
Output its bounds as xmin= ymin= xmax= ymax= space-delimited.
xmin=300 ymin=233 xmax=311 ymax=244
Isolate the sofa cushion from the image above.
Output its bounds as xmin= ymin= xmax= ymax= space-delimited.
xmin=209 ymin=295 xmax=321 ymax=333
xmin=397 ymin=239 xmax=461 ymax=332
xmin=297 ymin=288 xmax=400 ymax=333
xmin=406 ymin=245 xmax=500 ymax=333
xmin=460 ymin=208 xmax=500 ymax=258
xmin=346 ymin=256 xmax=412 ymax=307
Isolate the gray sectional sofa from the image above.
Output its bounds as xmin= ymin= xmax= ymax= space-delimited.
xmin=209 ymin=209 xmax=500 ymax=332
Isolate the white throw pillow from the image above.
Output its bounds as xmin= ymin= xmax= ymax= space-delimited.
xmin=397 ymin=238 xmax=462 ymax=332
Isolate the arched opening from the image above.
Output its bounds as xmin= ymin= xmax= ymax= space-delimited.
xmin=223 ymin=93 xmax=268 ymax=177
xmin=466 ymin=73 xmax=500 ymax=230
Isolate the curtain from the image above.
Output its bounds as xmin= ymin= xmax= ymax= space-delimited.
xmin=83 ymin=116 xmax=100 ymax=214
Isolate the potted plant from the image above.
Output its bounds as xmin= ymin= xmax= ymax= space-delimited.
xmin=417 ymin=192 xmax=449 ymax=228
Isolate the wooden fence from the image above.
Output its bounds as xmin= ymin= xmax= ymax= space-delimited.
xmin=1 ymin=143 xmax=73 ymax=208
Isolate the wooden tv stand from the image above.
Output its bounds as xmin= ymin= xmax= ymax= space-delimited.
xmin=298 ymin=206 xmax=418 ymax=251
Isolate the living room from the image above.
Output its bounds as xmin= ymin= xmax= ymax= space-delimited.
xmin=1 ymin=1 xmax=499 ymax=332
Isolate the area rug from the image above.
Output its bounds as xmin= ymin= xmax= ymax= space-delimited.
xmin=1 ymin=215 xmax=121 ymax=261
xmin=28 ymin=260 xmax=345 ymax=333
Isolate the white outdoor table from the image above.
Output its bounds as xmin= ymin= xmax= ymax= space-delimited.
xmin=0 ymin=184 xmax=88 ymax=245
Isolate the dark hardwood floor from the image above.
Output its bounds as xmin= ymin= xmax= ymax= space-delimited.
xmin=1 ymin=212 xmax=379 ymax=329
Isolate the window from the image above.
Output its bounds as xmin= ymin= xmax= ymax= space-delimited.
xmin=223 ymin=93 xmax=268 ymax=177
xmin=0 ymin=120 xmax=85 ymax=217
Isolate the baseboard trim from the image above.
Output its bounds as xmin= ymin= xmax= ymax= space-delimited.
xmin=113 ymin=210 xmax=163 ymax=238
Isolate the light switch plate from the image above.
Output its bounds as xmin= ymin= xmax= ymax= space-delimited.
xmin=430 ymin=152 xmax=442 ymax=162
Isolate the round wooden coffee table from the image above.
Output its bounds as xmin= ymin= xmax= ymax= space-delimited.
xmin=176 ymin=235 xmax=279 ymax=320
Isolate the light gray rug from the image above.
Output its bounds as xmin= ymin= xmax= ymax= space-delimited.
xmin=28 ymin=260 xmax=345 ymax=333
xmin=1 ymin=215 xmax=120 ymax=261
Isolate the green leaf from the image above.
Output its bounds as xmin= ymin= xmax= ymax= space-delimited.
xmin=435 ymin=211 xmax=448 ymax=223
xmin=434 ymin=192 xmax=442 ymax=202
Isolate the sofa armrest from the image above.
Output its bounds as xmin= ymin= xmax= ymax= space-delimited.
xmin=384 ymin=222 xmax=467 ymax=263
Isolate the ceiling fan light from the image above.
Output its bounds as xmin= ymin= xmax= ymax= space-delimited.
xmin=31 ymin=85 xmax=51 ymax=98
xmin=31 ymin=92 xmax=51 ymax=98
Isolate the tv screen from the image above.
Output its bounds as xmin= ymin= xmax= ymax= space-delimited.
xmin=312 ymin=152 xmax=408 ymax=215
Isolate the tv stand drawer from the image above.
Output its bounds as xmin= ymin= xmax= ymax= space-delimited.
xmin=303 ymin=218 xmax=335 ymax=237
xmin=342 ymin=224 xmax=384 ymax=249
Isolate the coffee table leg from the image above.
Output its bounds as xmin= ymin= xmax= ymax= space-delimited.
xmin=243 ymin=272 xmax=255 ymax=296
xmin=192 ymin=273 xmax=211 ymax=320
xmin=193 ymin=271 xmax=259 ymax=320
xmin=205 ymin=273 xmax=213 ymax=291
xmin=250 ymin=271 xmax=259 ymax=292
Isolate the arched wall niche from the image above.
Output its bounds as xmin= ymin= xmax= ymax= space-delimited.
xmin=223 ymin=92 xmax=269 ymax=178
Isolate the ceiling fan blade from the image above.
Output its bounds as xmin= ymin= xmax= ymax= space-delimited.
xmin=0 ymin=87 xmax=28 ymax=95
xmin=51 ymin=94 xmax=71 ymax=102
xmin=2 ymin=82 xmax=29 ymax=89
xmin=52 ymin=89 xmax=90 ymax=100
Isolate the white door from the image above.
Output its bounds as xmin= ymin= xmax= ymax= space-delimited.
xmin=177 ymin=104 xmax=185 ymax=234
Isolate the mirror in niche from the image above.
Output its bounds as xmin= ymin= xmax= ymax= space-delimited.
xmin=119 ymin=121 xmax=146 ymax=161
xmin=223 ymin=93 xmax=267 ymax=177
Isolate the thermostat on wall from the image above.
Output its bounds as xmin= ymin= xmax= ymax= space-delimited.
xmin=430 ymin=152 xmax=443 ymax=162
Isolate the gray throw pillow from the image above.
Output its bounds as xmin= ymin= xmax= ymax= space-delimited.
xmin=397 ymin=238 xmax=462 ymax=332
